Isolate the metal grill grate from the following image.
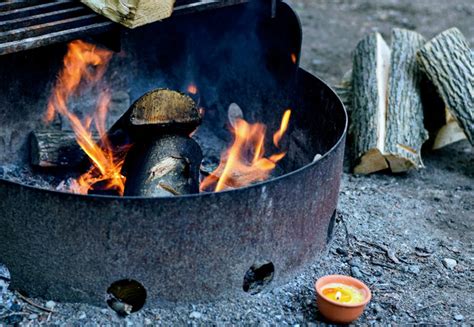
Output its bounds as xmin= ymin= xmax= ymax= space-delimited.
xmin=0 ymin=0 xmax=248 ymax=56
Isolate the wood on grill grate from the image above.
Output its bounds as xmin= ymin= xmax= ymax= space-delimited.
xmin=0 ymin=0 xmax=248 ymax=56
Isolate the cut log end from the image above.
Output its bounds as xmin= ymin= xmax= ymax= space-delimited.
xmin=385 ymin=154 xmax=417 ymax=173
xmin=433 ymin=120 xmax=467 ymax=150
xmin=129 ymin=88 xmax=201 ymax=128
xmin=353 ymin=148 xmax=388 ymax=175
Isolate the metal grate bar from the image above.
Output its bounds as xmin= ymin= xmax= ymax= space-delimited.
xmin=0 ymin=0 xmax=249 ymax=56
xmin=0 ymin=7 xmax=89 ymax=32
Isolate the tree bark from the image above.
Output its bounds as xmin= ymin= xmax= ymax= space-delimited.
xmin=351 ymin=32 xmax=391 ymax=174
xmin=385 ymin=28 xmax=428 ymax=172
xmin=417 ymin=28 xmax=474 ymax=145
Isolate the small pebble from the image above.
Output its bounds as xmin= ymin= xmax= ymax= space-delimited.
xmin=45 ymin=300 xmax=56 ymax=309
xmin=28 ymin=313 xmax=38 ymax=320
xmin=408 ymin=265 xmax=420 ymax=275
xmin=442 ymin=258 xmax=457 ymax=270
xmin=454 ymin=314 xmax=464 ymax=321
xmin=78 ymin=312 xmax=87 ymax=319
xmin=351 ymin=266 xmax=363 ymax=278
xmin=373 ymin=303 xmax=383 ymax=314
xmin=313 ymin=154 xmax=322 ymax=162
xmin=144 ymin=318 xmax=153 ymax=325
xmin=100 ymin=308 xmax=108 ymax=314
xmin=189 ymin=311 xmax=203 ymax=319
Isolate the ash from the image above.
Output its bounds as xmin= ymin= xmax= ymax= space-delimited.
xmin=0 ymin=165 xmax=63 ymax=190
xmin=1 ymin=0 xmax=473 ymax=325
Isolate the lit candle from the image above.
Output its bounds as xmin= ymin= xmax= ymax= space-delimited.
xmin=321 ymin=283 xmax=365 ymax=305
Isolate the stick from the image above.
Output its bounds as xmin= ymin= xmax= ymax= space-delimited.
xmin=16 ymin=292 xmax=56 ymax=313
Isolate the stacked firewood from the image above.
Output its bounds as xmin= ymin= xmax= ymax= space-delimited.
xmin=340 ymin=27 xmax=473 ymax=174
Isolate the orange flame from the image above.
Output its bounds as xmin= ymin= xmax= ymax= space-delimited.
xmin=46 ymin=40 xmax=128 ymax=195
xmin=200 ymin=109 xmax=291 ymax=192
xmin=187 ymin=83 xmax=198 ymax=95
xmin=290 ymin=53 xmax=297 ymax=64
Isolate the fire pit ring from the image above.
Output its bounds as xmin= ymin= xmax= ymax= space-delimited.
xmin=0 ymin=69 xmax=346 ymax=306
xmin=0 ymin=2 xmax=347 ymax=307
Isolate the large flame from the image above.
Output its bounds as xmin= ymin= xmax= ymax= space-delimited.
xmin=46 ymin=40 xmax=128 ymax=195
xmin=200 ymin=109 xmax=291 ymax=192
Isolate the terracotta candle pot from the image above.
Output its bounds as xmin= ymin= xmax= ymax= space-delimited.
xmin=315 ymin=274 xmax=371 ymax=324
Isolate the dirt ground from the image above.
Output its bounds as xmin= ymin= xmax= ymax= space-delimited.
xmin=1 ymin=0 xmax=473 ymax=325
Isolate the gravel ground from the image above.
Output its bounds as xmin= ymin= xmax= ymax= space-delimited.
xmin=1 ymin=0 xmax=473 ymax=325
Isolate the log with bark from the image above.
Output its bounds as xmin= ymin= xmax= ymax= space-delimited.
xmin=123 ymin=135 xmax=202 ymax=197
xmin=350 ymin=29 xmax=429 ymax=174
xmin=417 ymin=27 xmax=474 ymax=146
xmin=121 ymin=88 xmax=203 ymax=197
xmin=30 ymin=130 xmax=99 ymax=168
xmin=384 ymin=28 xmax=428 ymax=172
xmin=350 ymin=32 xmax=391 ymax=174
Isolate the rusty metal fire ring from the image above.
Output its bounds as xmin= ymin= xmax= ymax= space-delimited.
xmin=0 ymin=69 xmax=347 ymax=307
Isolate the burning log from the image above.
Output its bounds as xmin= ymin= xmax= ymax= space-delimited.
xmin=122 ymin=89 xmax=202 ymax=197
xmin=124 ymin=135 xmax=202 ymax=196
xmin=350 ymin=29 xmax=428 ymax=174
xmin=417 ymin=28 xmax=474 ymax=146
xmin=30 ymin=130 xmax=98 ymax=168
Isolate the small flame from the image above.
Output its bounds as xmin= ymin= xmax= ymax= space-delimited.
xmin=200 ymin=109 xmax=291 ymax=192
xmin=291 ymin=53 xmax=297 ymax=64
xmin=46 ymin=40 xmax=128 ymax=195
xmin=187 ymin=83 xmax=198 ymax=95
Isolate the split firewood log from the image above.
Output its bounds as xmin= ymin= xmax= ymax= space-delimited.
xmin=122 ymin=89 xmax=203 ymax=197
xmin=351 ymin=29 xmax=429 ymax=174
xmin=417 ymin=28 xmax=474 ymax=146
xmin=81 ymin=0 xmax=175 ymax=29
xmin=384 ymin=28 xmax=428 ymax=172
xmin=350 ymin=32 xmax=391 ymax=174
xmin=30 ymin=130 xmax=99 ymax=168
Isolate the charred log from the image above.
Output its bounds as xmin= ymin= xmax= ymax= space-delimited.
xmin=30 ymin=130 xmax=98 ymax=168
xmin=129 ymin=88 xmax=201 ymax=135
xmin=122 ymin=89 xmax=203 ymax=197
xmin=417 ymin=28 xmax=474 ymax=145
xmin=123 ymin=135 xmax=202 ymax=197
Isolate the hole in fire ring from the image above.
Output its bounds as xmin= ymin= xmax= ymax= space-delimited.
xmin=242 ymin=261 xmax=275 ymax=294
xmin=106 ymin=279 xmax=147 ymax=316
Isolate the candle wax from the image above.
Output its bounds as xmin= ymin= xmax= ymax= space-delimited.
xmin=321 ymin=283 xmax=365 ymax=304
